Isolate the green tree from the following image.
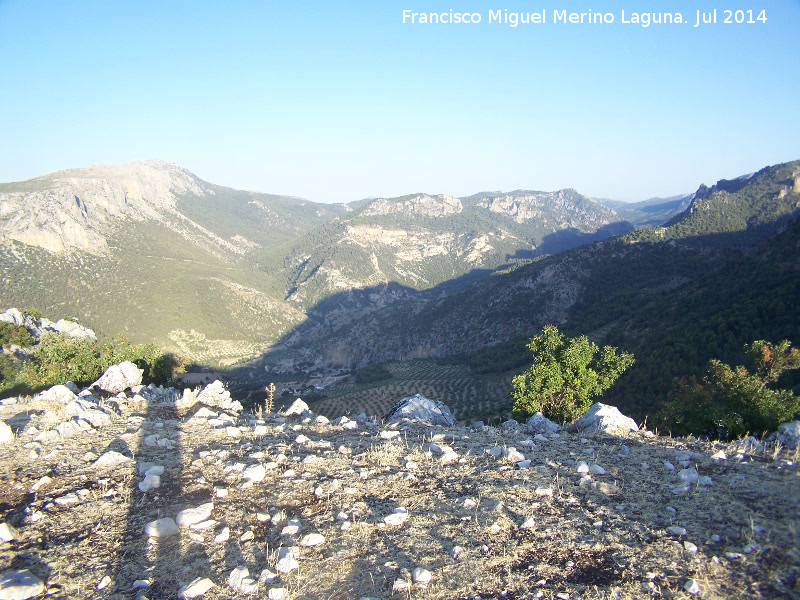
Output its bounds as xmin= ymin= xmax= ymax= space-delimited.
xmin=510 ymin=325 xmax=635 ymax=423
xmin=658 ymin=339 xmax=800 ymax=438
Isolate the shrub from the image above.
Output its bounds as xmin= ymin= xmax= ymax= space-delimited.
xmin=510 ymin=325 xmax=634 ymax=423
xmin=658 ymin=339 xmax=800 ymax=438
xmin=0 ymin=322 xmax=34 ymax=348
xmin=21 ymin=333 xmax=185 ymax=389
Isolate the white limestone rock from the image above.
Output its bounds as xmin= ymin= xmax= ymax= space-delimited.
xmin=0 ymin=570 xmax=45 ymax=600
xmin=0 ymin=523 xmax=19 ymax=543
xmin=299 ymin=533 xmax=326 ymax=547
xmin=572 ymin=403 xmax=638 ymax=434
xmin=777 ymin=421 xmax=800 ymax=449
xmin=275 ymin=547 xmax=300 ymax=573
xmin=176 ymin=503 xmax=214 ymax=528
xmin=143 ymin=518 xmax=179 ymax=537
xmin=284 ymin=398 xmax=310 ymax=416
xmin=93 ymin=451 xmax=132 ymax=468
xmin=228 ymin=566 xmax=258 ymax=594
xmin=177 ymin=577 xmax=215 ymax=599
xmin=0 ymin=423 xmax=13 ymax=445
xmin=242 ymin=464 xmax=267 ymax=484
xmin=526 ymin=412 xmax=562 ymax=434
xmin=91 ymin=361 xmax=143 ymax=394
xmin=383 ymin=394 xmax=456 ymax=427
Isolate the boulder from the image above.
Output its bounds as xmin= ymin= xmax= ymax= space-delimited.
xmin=49 ymin=319 xmax=96 ymax=340
xmin=91 ymin=362 xmax=143 ymax=394
xmin=571 ymin=403 xmax=638 ymax=434
xmin=284 ymin=398 xmax=310 ymax=417
xmin=777 ymin=421 xmax=800 ymax=449
xmin=526 ymin=412 xmax=561 ymax=434
xmin=383 ymin=394 xmax=456 ymax=427
xmin=37 ymin=384 xmax=79 ymax=405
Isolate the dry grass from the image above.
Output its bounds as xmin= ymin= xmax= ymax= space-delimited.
xmin=0 ymin=397 xmax=798 ymax=600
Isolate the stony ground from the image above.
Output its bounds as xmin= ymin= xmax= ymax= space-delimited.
xmin=1 ymin=388 xmax=799 ymax=600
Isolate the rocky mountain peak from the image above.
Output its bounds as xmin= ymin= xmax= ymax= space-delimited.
xmin=361 ymin=194 xmax=463 ymax=218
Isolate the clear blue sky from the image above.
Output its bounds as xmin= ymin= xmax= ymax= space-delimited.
xmin=1 ymin=1 xmax=798 ymax=203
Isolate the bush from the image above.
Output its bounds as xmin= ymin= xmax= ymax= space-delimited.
xmin=510 ymin=325 xmax=634 ymax=423
xmin=21 ymin=333 xmax=185 ymax=389
xmin=0 ymin=322 xmax=34 ymax=348
xmin=353 ymin=362 xmax=393 ymax=384
xmin=658 ymin=339 xmax=800 ymax=438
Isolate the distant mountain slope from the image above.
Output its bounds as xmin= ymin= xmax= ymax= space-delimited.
xmin=260 ymin=159 xmax=800 ymax=423
xmin=265 ymin=188 xmax=632 ymax=315
xmin=0 ymin=161 xmax=632 ymax=364
xmin=624 ymin=161 xmax=800 ymax=247
xmin=595 ymin=194 xmax=693 ymax=228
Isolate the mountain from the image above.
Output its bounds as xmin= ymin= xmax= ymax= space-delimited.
xmin=251 ymin=160 xmax=800 ymax=422
xmin=595 ymin=194 xmax=693 ymax=228
xmin=0 ymin=161 xmax=633 ymax=365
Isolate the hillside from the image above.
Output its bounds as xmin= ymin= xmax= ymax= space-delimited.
xmin=595 ymin=195 xmax=693 ymax=229
xmin=0 ymin=162 xmax=633 ymax=365
xmin=249 ymin=160 xmax=800 ymax=423
xmin=0 ymin=374 xmax=798 ymax=600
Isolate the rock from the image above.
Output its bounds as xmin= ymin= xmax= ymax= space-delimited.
xmin=242 ymin=464 xmax=267 ymax=484
xmin=576 ymin=461 xmax=589 ymax=474
xmin=592 ymin=481 xmax=620 ymax=495
xmin=0 ymin=523 xmax=18 ymax=543
xmin=0 ymin=570 xmax=45 ymax=600
xmin=383 ymin=394 xmax=456 ymax=427
xmin=683 ymin=579 xmax=701 ymax=595
xmin=275 ymin=547 xmax=300 ymax=573
xmin=176 ymin=503 xmax=214 ymax=528
xmin=520 ymin=517 xmax=536 ymax=529
xmin=384 ymin=509 xmax=409 ymax=527
xmin=777 ymin=421 xmax=800 ymax=449
xmin=526 ymin=412 xmax=562 ymax=434
xmin=280 ymin=519 xmax=302 ymax=537
xmin=36 ymin=384 xmax=78 ymax=404
xmin=678 ymin=468 xmax=699 ymax=484
xmin=93 ymin=451 xmax=132 ymax=468
xmin=143 ymin=518 xmax=179 ymax=537
xmin=299 ymin=533 xmax=325 ymax=547
xmin=666 ymin=526 xmax=687 ymax=536
xmin=379 ymin=430 xmax=400 ymax=440
xmin=589 ymin=464 xmax=606 ymax=475
xmin=0 ymin=423 xmax=13 ymax=445
xmin=228 ymin=566 xmax=257 ymax=594
xmin=51 ymin=319 xmax=96 ymax=339
xmin=268 ymin=589 xmax=288 ymax=600
xmin=91 ymin=361 xmax=143 ymax=394
xmin=502 ymin=447 xmax=525 ymax=463
xmin=412 ymin=567 xmax=432 ymax=584
xmin=284 ymin=398 xmax=310 ymax=416
xmin=97 ymin=575 xmax=112 ymax=590
xmin=177 ymin=577 xmax=215 ymax=599
xmin=138 ymin=475 xmax=161 ymax=492
xmin=572 ymin=403 xmax=638 ymax=434
xmin=214 ymin=527 xmax=230 ymax=543
xmin=451 ymin=546 xmax=465 ymax=559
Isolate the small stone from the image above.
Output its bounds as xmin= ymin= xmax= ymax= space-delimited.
xmin=214 ymin=527 xmax=230 ymax=543
xmin=215 ymin=486 xmax=228 ymax=498
xmin=589 ymin=464 xmax=606 ymax=475
xmin=280 ymin=519 xmax=302 ymax=537
xmin=275 ymin=547 xmax=300 ymax=573
xmin=503 ymin=447 xmax=525 ymax=463
xmin=242 ymin=463 xmax=267 ymax=483
xmin=576 ymin=461 xmax=589 ymax=474
xmin=592 ymin=481 xmax=620 ymax=495
xmin=684 ymin=541 xmax=698 ymax=553
xmin=517 ymin=459 xmax=531 ymax=469
xmin=451 ymin=546 xmax=465 ymax=559
xmin=144 ymin=518 xmax=179 ymax=537
xmin=132 ymin=580 xmax=150 ymax=589
xmin=683 ymin=579 xmax=701 ymax=595
xmin=384 ymin=510 xmax=408 ymax=527
xmin=259 ymin=569 xmax=278 ymax=583
xmin=412 ymin=567 xmax=432 ymax=584
xmin=663 ymin=461 xmax=675 ymax=471
xmin=94 ymin=450 xmax=132 ymax=468
xmin=240 ymin=530 xmax=254 ymax=542
xmin=177 ymin=577 xmax=215 ymax=599
xmin=138 ymin=474 xmax=161 ymax=492
xmin=0 ymin=523 xmax=19 ymax=542
xmin=0 ymin=570 xmax=44 ymax=600
xmin=393 ymin=579 xmax=411 ymax=592
xmin=0 ymin=423 xmax=13 ymax=445
xmin=666 ymin=526 xmax=687 ymax=536
xmin=267 ymin=589 xmax=288 ymax=600
xmin=534 ymin=487 xmax=552 ymax=497
xmin=299 ymin=533 xmax=325 ymax=547
xmin=228 ymin=566 xmax=258 ymax=594
xmin=97 ymin=576 xmax=112 ymax=590
xmin=176 ymin=503 xmax=214 ymax=528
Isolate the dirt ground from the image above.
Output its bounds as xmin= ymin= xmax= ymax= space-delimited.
xmin=0 ymin=395 xmax=798 ymax=600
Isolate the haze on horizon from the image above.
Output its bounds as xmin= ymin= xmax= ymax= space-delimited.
xmin=0 ymin=1 xmax=798 ymax=205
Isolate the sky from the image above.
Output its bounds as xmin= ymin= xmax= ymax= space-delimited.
xmin=0 ymin=1 xmax=798 ymax=204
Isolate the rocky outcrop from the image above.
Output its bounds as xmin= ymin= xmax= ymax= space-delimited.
xmin=384 ymin=394 xmax=457 ymax=427
xmin=361 ymin=194 xmax=463 ymax=218
xmin=0 ymin=308 xmax=96 ymax=341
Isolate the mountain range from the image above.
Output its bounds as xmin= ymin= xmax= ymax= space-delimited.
xmin=2 ymin=158 xmax=799 ymax=423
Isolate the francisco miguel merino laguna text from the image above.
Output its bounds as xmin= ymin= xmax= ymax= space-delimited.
xmin=402 ymin=9 xmax=767 ymax=27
